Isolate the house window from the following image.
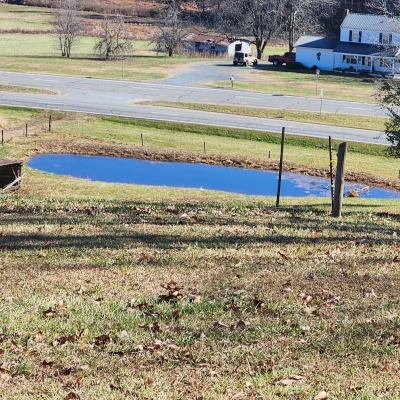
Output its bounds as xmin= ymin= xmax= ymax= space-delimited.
xmin=344 ymin=55 xmax=357 ymax=64
xmin=379 ymin=33 xmax=392 ymax=44
xmin=235 ymin=43 xmax=242 ymax=51
xmin=360 ymin=56 xmax=371 ymax=66
xmin=349 ymin=30 xmax=361 ymax=42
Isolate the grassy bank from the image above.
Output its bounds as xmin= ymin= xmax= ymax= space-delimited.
xmin=0 ymin=108 xmax=396 ymax=184
xmin=0 ymin=195 xmax=399 ymax=399
xmin=142 ymin=101 xmax=387 ymax=131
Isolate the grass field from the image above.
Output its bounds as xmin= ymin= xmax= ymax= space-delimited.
xmin=0 ymin=3 xmax=53 ymax=32
xmin=0 ymin=194 xmax=399 ymax=399
xmin=0 ymin=3 xmax=381 ymax=103
xmin=0 ymin=3 xmax=400 ymax=399
xmin=143 ymin=101 xmax=387 ymax=131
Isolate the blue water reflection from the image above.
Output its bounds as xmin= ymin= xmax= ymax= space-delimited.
xmin=28 ymin=154 xmax=400 ymax=199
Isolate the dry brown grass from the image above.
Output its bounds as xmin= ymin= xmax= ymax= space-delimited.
xmin=0 ymin=196 xmax=399 ymax=399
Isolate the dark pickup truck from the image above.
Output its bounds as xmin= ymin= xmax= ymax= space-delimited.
xmin=268 ymin=52 xmax=296 ymax=66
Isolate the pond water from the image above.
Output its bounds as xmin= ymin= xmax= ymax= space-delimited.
xmin=28 ymin=154 xmax=400 ymax=199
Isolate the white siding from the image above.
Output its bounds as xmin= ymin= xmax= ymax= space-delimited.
xmin=341 ymin=28 xmax=400 ymax=45
xmin=296 ymin=48 xmax=334 ymax=70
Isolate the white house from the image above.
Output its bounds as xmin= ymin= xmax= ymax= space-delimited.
xmin=295 ymin=13 xmax=400 ymax=75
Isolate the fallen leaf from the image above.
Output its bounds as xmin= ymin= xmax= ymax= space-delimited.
xmin=75 ymin=377 xmax=82 ymax=389
xmin=159 ymin=280 xmax=184 ymax=302
xmin=133 ymin=344 xmax=144 ymax=352
xmin=64 ymin=392 xmax=81 ymax=400
xmin=145 ymin=377 xmax=154 ymax=385
xmin=189 ymin=294 xmax=202 ymax=303
xmin=274 ymin=379 xmax=297 ymax=386
xmin=138 ymin=252 xmax=154 ymax=264
xmin=43 ymin=307 xmax=57 ymax=317
xmin=0 ymin=371 xmax=11 ymax=382
xmin=213 ymin=321 xmax=230 ymax=329
xmin=58 ymin=335 xmax=75 ymax=345
xmin=278 ymin=250 xmax=289 ymax=260
xmin=93 ymin=334 xmax=112 ymax=347
xmin=252 ymin=297 xmax=265 ymax=308
xmin=236 ymin=319 xmax=251 ymax=328
xmin=41 ymin=360 xmax=55 ymax=367
xmin=383 ymin=360 xmax=390 ymax=372
xmin=74 ymin=285 xmax=86 ymax=295
xmin=314 ymin=391 xmax=329 ymax=400
xmin=274 ymin=375 xmax=305 ymax=386
xmin=232 ymin=392 xmax=246 ymax=399
xmin=140 ymin=322 xmax=161 ymax=333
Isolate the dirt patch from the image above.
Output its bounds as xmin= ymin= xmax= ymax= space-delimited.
xmin=31 ymin=139 xmax=400 ymax=193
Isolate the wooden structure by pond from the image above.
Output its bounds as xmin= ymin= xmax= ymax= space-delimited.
xmin=0 ymin=159 xmax=22 ymax=192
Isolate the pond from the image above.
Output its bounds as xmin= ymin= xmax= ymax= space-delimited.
xmin=28 ymin=154 xmax=400 ymax=199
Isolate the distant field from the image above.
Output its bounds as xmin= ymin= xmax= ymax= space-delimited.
xmin=0 ymin=3 xmax=379 ymax=103
xmin=0 ymin=3 xmax=53 ymax=32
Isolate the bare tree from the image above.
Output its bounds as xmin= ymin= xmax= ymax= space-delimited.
xmin=53 ymin=0 xmax=82 ymax=58
xmin=153 ymin=0 xmax=186 ymax=57
xmin=284 ymin=0 xmax=340 ymax=52
xmin=217 ymin=0 xmax=285 ymax=59
xmin=365 ymin=0 xmax=400 ymax=14
xmin=94 ymin=13 xmax=133 ymax=60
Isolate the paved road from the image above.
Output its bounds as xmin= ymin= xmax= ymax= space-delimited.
xmin=0 ymin=70 xmax=388 ymax=145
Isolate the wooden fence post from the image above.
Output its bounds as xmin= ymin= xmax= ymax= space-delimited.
xmin=329 ymin=136 xmax=334 ymax=213
xmin=276 ymin=127 xmax=285 ymax=207
xmin=49 ymin=114 xmax=52 ymax=132
xmin=332 ymin=142 xmax=348 ymax=218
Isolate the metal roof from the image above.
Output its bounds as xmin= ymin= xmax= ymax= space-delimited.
xmin=185 ymin=34 xmax=227 ymax=44
xmin=295 ymin=36 xmax=339 ymax=49
xmin=341 ymin=13 xmax=400 ymax=33
xmin=0 ymin=159 xmax=22 ymax=167
xmin=334 ymin=42 xmax=399 ymax=57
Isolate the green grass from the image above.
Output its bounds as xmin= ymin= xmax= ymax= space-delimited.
xmin=0 ymin=84 xmax=56 ymax=95
xmin=0 ymin=196 xmax=399 ymax=399
xmin=0 ymin=3 xmax=53 ymax=32
xmin=211 ymin=69 xmax=379 ymax=102
xmin=142 ymin=101 xmax=387 ymax=131
xmin=0 ymin=109 xmax=395 ymax=182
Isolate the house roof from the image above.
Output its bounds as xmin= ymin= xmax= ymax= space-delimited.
xmin=185 ymin=34 xmax=226 ymax=44
xmin=334 ymin=42 xmax=399 ymax=57
xmin=295 ymin=36 xmax=339 ymax=49
xmin=341 ymin=13 xmax=400 ymax=33
xmin=0 ymin=159 xmax=22 ymax=167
